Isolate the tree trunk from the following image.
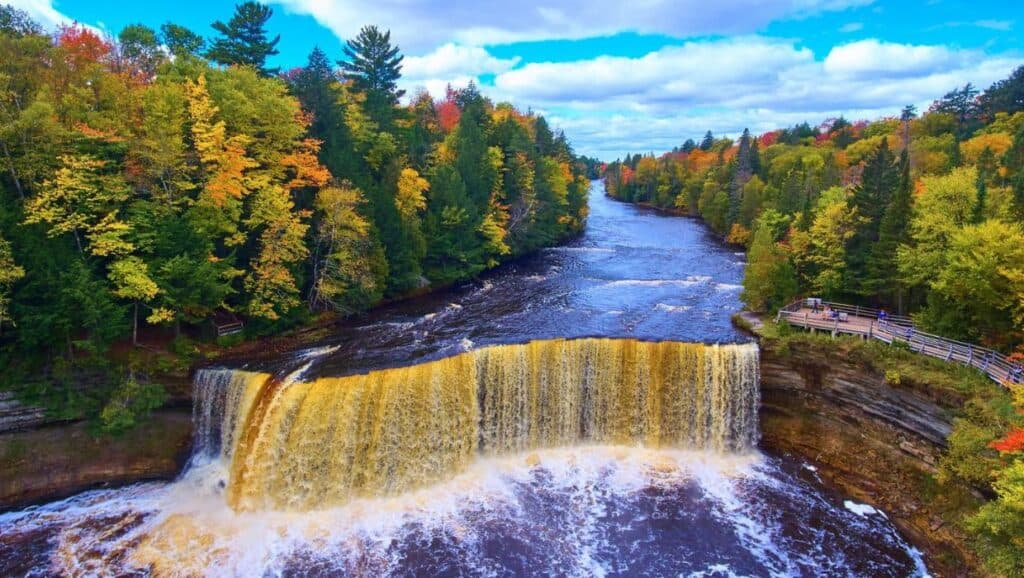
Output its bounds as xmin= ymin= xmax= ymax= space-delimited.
xmin=133 ymin=301 xmax=139 ymax=347
xmin=1 ymin=140 xmax=24 ymax=201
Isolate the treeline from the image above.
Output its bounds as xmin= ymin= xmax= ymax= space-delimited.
xmin=605 ymin=64 xmax=1024 ymax=575
xmin=0 ymin=3 xmax=588 ymax=427
xmin=604 ymin=66 xmax=1024 ymax=353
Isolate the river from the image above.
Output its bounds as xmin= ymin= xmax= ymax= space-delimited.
xmin=0 ymin=182 xmax=930 ymax=577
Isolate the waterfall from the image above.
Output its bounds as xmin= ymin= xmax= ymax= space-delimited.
xmin=190 ymin=339 xmax=760 ymax=511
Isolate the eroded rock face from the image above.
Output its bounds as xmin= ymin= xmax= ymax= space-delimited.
xmin=0 ymin=409 xmax=192 ymax=510
xmin=0 ymin=392 xmax=49 ymax=434
xmin=759 ymin=339 xmax=977 ymax=577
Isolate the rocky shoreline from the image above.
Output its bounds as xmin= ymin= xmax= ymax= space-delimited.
xmin=753 ymin=322 xmax=981 ymax=577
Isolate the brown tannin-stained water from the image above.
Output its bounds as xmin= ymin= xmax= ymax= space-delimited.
xmin=0 ymin=183 xmax=930 ymax=577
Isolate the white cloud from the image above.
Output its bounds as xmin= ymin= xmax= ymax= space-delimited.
xmin=403 ymin=44 xmax=520 ymax=80
xmin=7 ymin=0 xmax=77 ymax=29
xmin=398 ymin=44 xmax=520 ymax=99
xmin=274 ymin=0 xmax=874 ymax=51
xmin=839 ymin=22 xmax=863 ymax=33
xmin=7 ymin=0 xmax=103 ymax=35
xmin=823 ymin=39 xmax=967 ymax=78
xmin=480 ymin=37 xmax=1020 ymax=158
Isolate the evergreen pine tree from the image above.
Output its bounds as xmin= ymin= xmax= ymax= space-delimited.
xmin=340 ymin=25 xmax=404 ymax=128
xmin=865 ymin=149 xmax=912 ymax=311
xmin=847 ymin=138 xmax=899 ymax=295
xmin=728 ymin=128 xmax=753 ymax=224
xmin=206 ymin=2 xmax=280 ymax=75
xmin=1006 ymin=125 xmax=1024 ymax=220
xmin=700 ymin=131 xmax=714 ymax=151
xmin=973 ymin=146 xmax=996 ymax=223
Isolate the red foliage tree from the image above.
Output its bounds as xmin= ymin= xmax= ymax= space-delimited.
xmin=57 ymin=24 xmax=111 ymax=71
xmin=990 ymin=428 xmax=1024 ymax=453
xmin=759 ymin=130 xmax=781 ymax=146
xmin=436 ymin=86 xmax=461 ymax=133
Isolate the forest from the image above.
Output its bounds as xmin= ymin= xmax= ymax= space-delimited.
xmin=604 ymin=65 xmax=1024 ymax=575
xmin=0 ymin=4 xmax=589 ymax=429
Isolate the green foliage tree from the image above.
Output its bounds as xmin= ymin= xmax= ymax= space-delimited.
xmin=118 ymin=24 xmax=164 ymax=78
xmin=927 ymin=220 xmax=1024 ymax=346
xmin=700 ymin=131 xmax=714 ymax=151
xmin=847 ymin=138 xmax=898 ymax=295
xmin=865 ymin=150 xmax=913 ymax=311
xmin=423 ymin=163 xmax=483 ymax=284
xmin=0 ymin=232 xmax=23 ymax=332
xmin=340 ymin=25 xmax=404 ymax=128
xmin=741 ymin=221 xmax=798 ymax=312
xmin=206 ymin=2 xmax=280 ymax=75
xmin=0 ymin=5 xmax=42 ymax=36
xmin=160 ymin=22 xmax=205 ymax=58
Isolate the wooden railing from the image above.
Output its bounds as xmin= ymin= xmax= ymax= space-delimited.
xmin=776 ymin=298 xmax=1020 ymax=388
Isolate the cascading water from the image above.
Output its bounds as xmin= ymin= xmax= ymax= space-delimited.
xmin=0 ymin=186 xmax=931 ymax=576
xmin=191 ymin=339 xmax=759 ymax=511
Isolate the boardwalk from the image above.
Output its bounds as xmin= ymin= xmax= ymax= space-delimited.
xmin=777 ymin=299 xmax=1020 ymax=388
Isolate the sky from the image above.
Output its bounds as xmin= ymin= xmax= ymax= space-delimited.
xmin=9 ymin=0 xmax=1023 ymax=160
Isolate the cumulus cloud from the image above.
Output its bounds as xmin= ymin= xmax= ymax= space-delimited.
xmin=483 ymin=37 xmax=1019 ymax=158
xmin=404 ymin=44 xmax=520 ymax=79
xmin=8 ymin=0 xmax=78 ymax=29
xmin=398 ymin=44 xmax=520 ymax=99
xmin=494 ymin=37 xmax=814 ymax=105
xmin=274 ymin=0 xmax=874 ymax=51
xmin=823 ymin=39 xmax=968 ymax=78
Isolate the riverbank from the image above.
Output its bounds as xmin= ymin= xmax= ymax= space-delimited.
xmin=0 ymin=408 xmax=192 ymax=510
xmin=740 ymin=314 xmax=1000 ymax=577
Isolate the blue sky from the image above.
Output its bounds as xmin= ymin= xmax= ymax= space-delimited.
xmin=11 ymin=0 xmax=1022 ymax=159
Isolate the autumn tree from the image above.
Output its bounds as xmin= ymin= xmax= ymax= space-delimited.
xmin=799 ymin=189 xmax=860 ymax=298
xmin=24 ymin=154 xmax=132 ymax=255
xmin=929 ymin=221 xmax=1024 ymax=346
xmin=309 ymin=184 xmax=386 ymax=313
